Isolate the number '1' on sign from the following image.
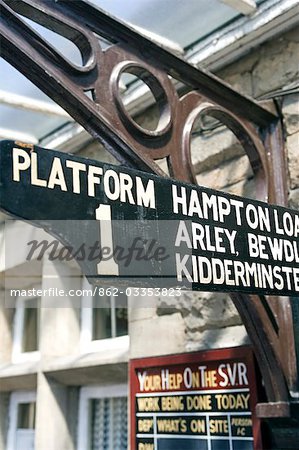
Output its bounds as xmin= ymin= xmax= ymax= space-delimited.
xmin=95 ymin=204 xmax=119 ymax=276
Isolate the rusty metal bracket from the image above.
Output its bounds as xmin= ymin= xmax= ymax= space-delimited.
xmin=0 ymin=0 xmax=296 ymax=416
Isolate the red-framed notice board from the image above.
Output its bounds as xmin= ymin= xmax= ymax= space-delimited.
xmin=130 ymin=347 xmax=263 ymax=450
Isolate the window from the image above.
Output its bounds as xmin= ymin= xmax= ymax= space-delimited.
xmin=81 ymin=279 xmax=129 ymax=352
xmin=92 ymin=293 xmax=128 ymax=341
xmin=7 ymin=391 xmax=36 ymax=450
xmin=12 ymin=295 xmax=40 ymax=363
xmin=78 ymin=385 xmax=128 ymax=450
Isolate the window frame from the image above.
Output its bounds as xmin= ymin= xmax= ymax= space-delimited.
xmin=80 ymin=278 xmax=129 ymax=353
xmin=77 ymin=384 xmax=128 ymax=450
xmin=12 ymin=293 xmax=41 ymax=364
xmin=7 ymin=390 xmax=36 ymax=450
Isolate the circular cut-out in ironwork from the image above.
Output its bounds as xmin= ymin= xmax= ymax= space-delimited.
xmin=190 ymin=114 xmax=256 ymax=199
xmin=111 ymin=62 xmax=173 ymax=138
xmin=181 ymin=99 xmax=269 ymax=202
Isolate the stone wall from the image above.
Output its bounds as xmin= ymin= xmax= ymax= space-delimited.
xmin=218 ymin=27 xmax=299 ymax=99
xmin=283 ymin=93 xmax=299 ymax=210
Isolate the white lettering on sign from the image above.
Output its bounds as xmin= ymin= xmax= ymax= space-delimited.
xmin=136 ymin=363 xmax=249 ymax=392
xmin=172 ymin=185 xmax=244 ymax=225
xmin=88 ymin=165 xmax=103 ymax=197
xmin=12 ymin=148 xmax=156 ymax=209
xmin=31 ymin=152 xmax=47 ymax=187
xmin=274 ymin=209 xmax=299 ymax=237
xmin=13 ymin=147 xmax=30 ymax=181
xmin=248 ymin=234 xmax=299 ymax=262
xmin=96 ymin=204 xmax=119 ymax=276
xmin=218 ymin=363 xmax=248 ymax=387
xmin=175 ymin=221 xmax=237 ymax=254
xmin=245 ymin=204 xmax=271 ymax=232
xmin=9 ymin=145 xmax=299 ymax=295
xmin=66 ymin=160 xmax=86 ymax=194
xmin=175 ymin=254 xmax=299 ymax=292
xmin=47 ymin=157 xmax=67 ymax=191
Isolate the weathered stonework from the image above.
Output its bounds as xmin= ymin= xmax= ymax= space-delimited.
xmin=191 ymin=127 xmax=244 ymax=173
xmin=286 ymin=132 xmax=299 ymax=190
xmin=129 ymin=312 xmax=186 ymax=358
xmin=79 ymin=140 xmax=118 ymax=165
xmin=196 ymin=154 xmax=253 ymax=193
xmin=219 ymin=29 xmax=299 ymax=99
xmin=186 ymin=325 xmax=249 ymax=352
xmin=281 ymin=93 xmax=299 ymax=210
xmin=289 ymin=188 xmax=299 ymax=210
xmin=282 ymin=94 xmax=299 ymax=137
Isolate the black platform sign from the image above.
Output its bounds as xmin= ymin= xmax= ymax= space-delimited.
xmin=130 ymin=348 xmax=263 ymax=450
xmin=0 ymin=140 xmax=298 ymax=296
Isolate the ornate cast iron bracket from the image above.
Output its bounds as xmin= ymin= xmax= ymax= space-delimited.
xmin=0 ymin=0 xmax=296 ymax=415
